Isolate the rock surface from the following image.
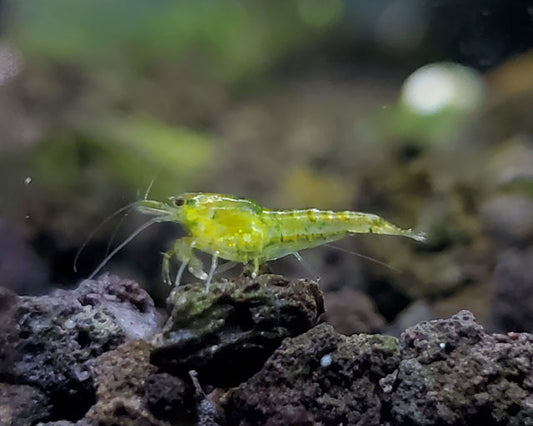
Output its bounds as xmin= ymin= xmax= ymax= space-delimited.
xmin=144 ymin=372 xmax=195 ymax=422
xmin=223 ymin=323 xmax=401 ymax=425
xmin=224 ymin=310 xmax=533 ymax=426
xmin=0 ymin=275 xmax=162 ymax=422
xmin=151 ymin=274 xmax=324 ymax=386
xmin=0 ymin=383 xmax=51 ymax=426
xmin=1 ymin=274 xmax=532 ymax=425
xmin=85 ymin=340 xmax=165 ymax=425
xmin=390 ymin=310 xmax=533 ymax=425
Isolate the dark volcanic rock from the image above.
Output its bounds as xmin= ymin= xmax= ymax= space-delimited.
xmin=151 ymin=274 xmax=324 ymax=387
xmin=65 ymin=274 xmax=163 ymax=340
xmin=491 ymin=248 xmax=533 ymax=332
xmin=5 ymin=270 xmax=530 ymax=425
xmin=223 ymin=323 xmax=401 ymax=426
xmin=0 ymin=274 xmax=161 ymax=421
xmin=85 ymin=340 xmax=174 ymax=426
xmin=145 ymin=372 xmax=194 ymax=422
xmin=390 ymin=310 xmax=533 ymax=425
xmin=0 ymin=383 xmax=51 ymax=425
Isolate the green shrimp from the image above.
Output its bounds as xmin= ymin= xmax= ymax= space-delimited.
xmin=88 ymin=193 xmax=425 ymax=291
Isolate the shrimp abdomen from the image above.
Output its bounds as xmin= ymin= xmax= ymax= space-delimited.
xmin=261 ymin=208 xmax=424 ymax=261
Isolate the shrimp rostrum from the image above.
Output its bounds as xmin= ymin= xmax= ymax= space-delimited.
xmin=89 ymin=193 xmax=426 ymax=292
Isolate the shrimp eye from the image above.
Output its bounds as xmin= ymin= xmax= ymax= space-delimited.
xmin=172 ymin=196 xmax=185 ymax=207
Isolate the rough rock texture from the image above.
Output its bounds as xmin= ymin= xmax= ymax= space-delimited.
xmin=223 ymin=310 xmax=533 ymax=426
xmin=323 ymin=287 xmax=385 ymax=334
xmin=491 ymin=248 xmax=533 ymax=332
xmin=66 ymin=274 xmax=164 ymax=340
xmin=151 ymin=274 xmax=324 ymax=386
xmin=0 ymin=274 xmax=162 ymax=421
xmin=85 ymin=340 xmax=164 ymax=425
xmin=0 ymin=383 xmax=51 ymax=426
xmin=390 ymin=310 xmax=533 ymax=425
xmin=3 ymin=271 xmax=531 ymax=425
xmin=83 ymin=340 xmax=196 ymax=425
xmin=145 ymin=372 xmax=195 ymax=422
xmin=223 ymin=323 xmax=401 ymax=425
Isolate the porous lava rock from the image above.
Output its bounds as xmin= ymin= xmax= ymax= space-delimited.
xmin=222 ymin=323 xmax=401 ymax=425
xmin=151 ymin=274 xmax=324 ymax=387
xmin=0 ymin=383 xmax=51 ymax=426
xmin=0 ymin=274 xmax=162 ymax=421
xmin=85 ymin=340 xmax=163 ymax=425
xmin=389 ymin=310 xmax=533 ymax=425
xmin=144 ymin=372 xmax=195 ymax=422
xmin=4 ymin=271 xmax=530 ymax=426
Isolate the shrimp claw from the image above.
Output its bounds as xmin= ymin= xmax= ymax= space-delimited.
xmin=163 ymin=237 xmax=207 ymax=287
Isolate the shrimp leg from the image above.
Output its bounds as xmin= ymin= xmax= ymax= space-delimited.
xmin=252 ymin=258 xmax=260 ymax=278
xmin=162 ymin=250 xmax=174 ymax=285
xmin=162 ymin=237 xmax=208 ymax=287
xmin=204 ymin=251 xmax=219 ymax=293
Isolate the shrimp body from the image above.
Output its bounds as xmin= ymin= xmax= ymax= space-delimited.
xmin=137 ymin=193 xmax=425 ymax=290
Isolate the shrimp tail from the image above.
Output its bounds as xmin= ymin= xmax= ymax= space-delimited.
xmin=345 ymin=212 xmax=427 ymax=242
xmin=407 ymin=230 xmax=427 ymax=242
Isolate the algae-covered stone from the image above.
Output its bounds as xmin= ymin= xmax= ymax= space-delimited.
xmin=391 ymin=310 xmax=533 ymax=425
xmin=151 ymin=274 xmax=324 ymax=386
xmin=223 ymin=323 xmax=401 ymax=425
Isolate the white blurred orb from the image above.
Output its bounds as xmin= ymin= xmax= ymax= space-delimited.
xmin=401 ymin=62 xmax=485 ymax=115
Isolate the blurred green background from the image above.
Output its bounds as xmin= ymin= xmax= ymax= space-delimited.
xmin=1 ymin=0 xmax=532 ymax=333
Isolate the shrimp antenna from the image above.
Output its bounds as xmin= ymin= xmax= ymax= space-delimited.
xmin=87 ymin=218 xmax=158 ymax=280
xmin=74 ymin=201 xmax=141 ymax=273
xmin=143 ymin=172 xmax=159 ymax=200
xmin=324 ymin=243 xmax=401 ymax=273
xmin=103 ymin=211 xmax=128 ymax=261
xmin=75 ymin=174 xmax=160 ymax=274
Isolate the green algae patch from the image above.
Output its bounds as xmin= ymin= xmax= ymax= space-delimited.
xmin=151 ymin=274 xmax=324 ymax=387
